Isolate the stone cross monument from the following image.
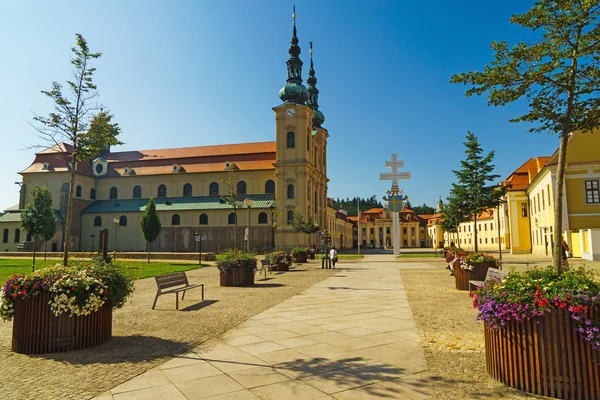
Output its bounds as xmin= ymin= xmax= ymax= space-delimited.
xmin=380 ymin=153 xmax=410 ymax=255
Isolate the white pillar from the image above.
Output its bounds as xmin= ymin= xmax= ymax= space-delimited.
xmin=392 ymin=212 xmax=400 ymax=255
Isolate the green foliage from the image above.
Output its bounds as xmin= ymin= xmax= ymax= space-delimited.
xmin=291 ymin=208 xmax=320 ymax=235
xmin=451 ymin=131 xmax=506 ymax=252
xmin=331 ymin=195 xmax=383 ymax=216
xmin=411 ymin=203 xmax=435 ymax=215
xmin=77 ymin=109 xmax=122 ymax=160
xmin=267 ymin=250 xmax=290 ymax=266
xmin=87 ymin=257 xmax=135 ymax=309
xmin=451 ymin=1 xmax=600 ymax=273
xmin=216 ymin=249 xmax=257 ymax=272
xmin=221 ymin=164 xmax=243 ymax=250
xmin=20 ymin=186 xmax=56 ymax=241
xmin=441 ymin=191 xmax=469 ymax=234
xmin=291 ymin=247 xmax=308 ymax=255
xmin=141 ymin=198 xmax=162 ymax=243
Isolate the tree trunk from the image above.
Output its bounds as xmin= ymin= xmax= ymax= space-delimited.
xmin=32 ymin=237 xmax=36 ymax=272
xmin=44 ymin=241 xmax=48 ymax=261
xmin=553 ymin=131 xmax=569 ymax=274
xmin=147 ymin=240 xmax=150 ymax=263
xmin=63 ymin=163 xmax=77 ymax=266
xmin=473 ymin=214 xmax=478 ymax=253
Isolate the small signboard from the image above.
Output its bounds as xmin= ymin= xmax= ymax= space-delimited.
xmin=194 ymin=235 xmax=207 ymax=242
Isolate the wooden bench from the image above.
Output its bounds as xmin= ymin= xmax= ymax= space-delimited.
xmin=469 ymin=267 xmax=508 ymax=291
xmin=153 ymin=272 xmax=204 ymax=310
xmin=256 ymin=259 xmax=271 ymax=278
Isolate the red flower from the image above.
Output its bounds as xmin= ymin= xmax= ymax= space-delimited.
xmin=559 ymin=303 xmax=567 ymax=309
xmin=33 ymin=284 xmax=39 ymax=289
xmin=71 ymin=287 xmax=76 ymax=291
xmin=19 ymin=290 xmax=26 ymax=295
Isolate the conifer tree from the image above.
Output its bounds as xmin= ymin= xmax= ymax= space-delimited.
xmin=33 ymin=34 xmax=122 ymax=266
xmin=140 ymin=197 xmax=162 ymax=263
xmin=20 ymin=187 xmax=56 ymax=271
xmin=452 ymin=131 xmax=506 ymax=252
xmin=451 ymin=0 xmax=600 ymax=273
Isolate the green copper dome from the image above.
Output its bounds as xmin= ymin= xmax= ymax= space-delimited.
xmin=279 ymin=7 xmax=308 ymax=105
xmin=312 ymin=108 xmax=325 ymax=127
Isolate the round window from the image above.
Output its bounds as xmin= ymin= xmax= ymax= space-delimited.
xmin=95 ymin=164 xmax=104 ymax=174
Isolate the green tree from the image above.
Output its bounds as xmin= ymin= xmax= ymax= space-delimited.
xmin=291 ymin=208 xmax=320 ymax=246
xmin=451 ymin=0 xmax=600 ymax=273
xmin=33 ymin=34 xmax=122 ymax=266
xmin=41 ymin=217 xmax=57 ymax=261
xmin=441 ymin=191 xmax=469 ymax=247
xmin=20 ymin=187 xmax=56 ymax=271
xmin=221 ymin=163 xmax=243 ymax=250
xmin=451 ymin=132 xmax=506 ymax=252
xmin=413 ymin=203 xmax=435 ymax=215
xmin=140 ymin=197 xmax=162 ymax=263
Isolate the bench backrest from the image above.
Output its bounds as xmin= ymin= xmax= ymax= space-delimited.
xmin=485 ymin=267 xmax=508 ymax=281
xmin=261 ymin=259 xmax=270 ymax=267
xmin=155 ymin=272 xmax=189 ymax=290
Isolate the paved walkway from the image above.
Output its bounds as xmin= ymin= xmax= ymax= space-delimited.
xmin=95 ymin=255 xmax=433 ymax=399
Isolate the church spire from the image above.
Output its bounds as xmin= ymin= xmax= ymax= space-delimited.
xmin=279 ymin=6 xmax=309 ymax=104
xmin=307 ymin=42 xmax=325 ymax=128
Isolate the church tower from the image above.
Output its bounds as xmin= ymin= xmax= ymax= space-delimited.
xmin=273 ymin=8 xmax=328 ymax=249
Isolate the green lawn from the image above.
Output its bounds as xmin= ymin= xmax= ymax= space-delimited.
xmin=337 ymin=254 xmax=365 ymax=259
xmin=397 ymin=253 xmax=441 ymax=258
xmin=0 ymin=258 xmax=209 ymax=285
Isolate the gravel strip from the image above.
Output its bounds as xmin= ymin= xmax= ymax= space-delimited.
xmin=400 ymin=261 xmax=549 ymax=400
xmin=0 ymin=261 xmax=335 ymax=400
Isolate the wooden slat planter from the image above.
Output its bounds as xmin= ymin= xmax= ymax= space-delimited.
xmin=12 ymin=292 xmax=112 ymax=354
xmin=484 ymin=307 xmax=600 ymax=399
xmin=293 ymin=253 xmax=308 ymax=263
xmin=270 ymin=262 xmax=289 ymax=272
xmin=455 ymin=261 xmax=495 ymax=291
xmin=219 ymin=269 xmax=254 ymax=287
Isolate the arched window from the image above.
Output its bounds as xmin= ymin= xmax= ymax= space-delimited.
xmin=287 ymin=184 xmax=294 ymax=199
xmin=286 ymin=132 xmax=295 ymax=148
xmin=109 ymin=187 xmax=118 ymax=199
xmin=75 ymin=185 xmax=82 ymax=198
xmin=237 ymin=181 xmax=246 ymax=195
xmin=14 ymin=228 xmax=20 ymax=243
xmin=90 ymin=188 xmax=96 ymax=200
xmin=2 ymin=229 xmax=8 ymax=243
xmin=94 ymin=216 xmax=102 ymax=227
xmin=258 ymin=212 xmax=268 ymax=224
xmin=171 ymin=214 xmax=180 ymax=225
xmin=133 ymin=185 xmax=142 ymax=199
xmin=199 ymin=213 xmax=208 ymax=225
xmin=183 ymin=183 xmax=192 ymax=197
xmin=119 ymin=215 xmax=127 ymax=226
xmin=265 ymin=180 xmax=275 ymax=194
xmin=228 ymin=213 xmax=237 ymax=225
xmin=209 ymin=182 xmax=219 ymax=196
xmin=287 ymin=210 xmax=294 ymax=224
xmin=157 ymin=184 xmax=167 ymax=198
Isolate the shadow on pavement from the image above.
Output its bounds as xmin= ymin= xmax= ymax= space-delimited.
xmin=181 ymin=299 xmax=219 ymax=312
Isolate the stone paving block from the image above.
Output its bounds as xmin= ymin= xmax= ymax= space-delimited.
xmin=250 ymin=379 xmax=334 ymax=399
xmin=112 ymin=384 xmax=187 ymax=400
xmin=208 ymin=354 xmax=269 ymax=374
xmin=111 ymin=370 xmax=170 ymax=395
xmin=161 ymin=362 xmax=223 ymax=384
xmin=228 ymin=366 xmax=290 ymax=389
xmin=175 ymin=374 xmax=246 ymax=399
xmin=299 ymin=369 xmax=376 ymax=395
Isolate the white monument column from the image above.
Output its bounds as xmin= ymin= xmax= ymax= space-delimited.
xmin=380 ymin=153 xmax=410 ymax=256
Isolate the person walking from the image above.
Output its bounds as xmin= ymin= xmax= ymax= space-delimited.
xmin=329 ymin=246 xmax=338 ymax=268
xmin=561 ymin=236 xmax=571 ymax=269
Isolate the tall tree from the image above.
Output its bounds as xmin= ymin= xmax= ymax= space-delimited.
xmin=20 ymin=187 xmax=56 ymax=271
xmin=451 ymin=132 xmax=506 ymax=252
xmin=221 ymin=163 xmax=243 ymax=250
xmin=140 ymin=197 xmax=162 ymax=263
xmin=451 ymin=0 xmax=600 ymax=273
xmin=32 ymin=34 xmax=122 ymax=266
xmin=441 ymin=191 xmax=469 ymax=247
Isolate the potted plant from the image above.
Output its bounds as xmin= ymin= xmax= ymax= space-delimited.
xmin=268 ymin=250 xmax=290 ymax=272
xmin=453 ymin=252 xmax=499 ymax=290
xmin=472 ymin=267 xmax=600 ymax=399
xmin=217 ymin=249 xmax=256 ymax=287
xmin=0 ymin=258 xmax=134 ymax=354
xmin=292 ymin=247 xmax=309 ymax=263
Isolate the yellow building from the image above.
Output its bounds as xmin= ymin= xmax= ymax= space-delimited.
xmin=0 ymin=13 xmax=331 ymax=253
xmin=454 ymin=208 xmax=508 ymax=252
xmin=326 ymin=199 xmax=354 ymax=250
xmin=356 ymin=207 xmax=430 ymax=249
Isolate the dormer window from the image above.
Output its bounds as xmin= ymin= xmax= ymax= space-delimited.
xmin=92 ymin=157 xmax=108 ymax=177
xmin=42 ymin=162 xmax=51 ymax=171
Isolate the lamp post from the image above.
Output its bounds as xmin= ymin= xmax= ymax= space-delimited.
xmin=244 ymin=198 xmax=254 ymax=253
xmin=91 ymin=234 xmax=96 ymax=252
xmin=113 ymin=217 xmax=119 ymax=253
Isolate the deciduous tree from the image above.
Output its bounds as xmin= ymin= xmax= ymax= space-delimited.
xmin=451 ymin=0 xmax=600 ymax=273
xmin=20 ymin=187 xmax=56 ymax=271
xmin=140 ymin=197 xmax=162 ymax=263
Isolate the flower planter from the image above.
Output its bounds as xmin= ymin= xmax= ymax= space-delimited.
xmin=12 ymin=292 xmax=112 ymax=354
xmin=455 ymin=261 xmax=495 ymax=291
xmin=271 ymin=262 xmax=289 ymax=272
xmin=219 ymin=269 xmax=254 ymax=287
xmin=293 ymin=253 xmax=308 ymax=263
xmin=484 ymin=307 xmax=600 ymax=399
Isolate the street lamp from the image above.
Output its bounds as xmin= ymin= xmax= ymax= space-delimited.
xmin=113 ymin=217 xmax=120 ymax=253
xmin=244 ymin=198 xmax=254 ymax=253
xmin=91 ymin=234 xmax=96 ymax=252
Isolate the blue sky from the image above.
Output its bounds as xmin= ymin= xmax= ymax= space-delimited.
xmin=0 ymin=0 xmax=558 ymax=211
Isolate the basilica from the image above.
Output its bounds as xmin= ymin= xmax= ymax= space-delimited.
xmin=0 ymin=12 xmax=355 ymax=253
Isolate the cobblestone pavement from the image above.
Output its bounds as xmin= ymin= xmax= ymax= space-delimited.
xmin=0 ymin=262 xmax=336 ymax=400
xmin=400 ymin=261 xmax=550 ymax=399
xmin=95 ymin=254 xmax=434 ymax=399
